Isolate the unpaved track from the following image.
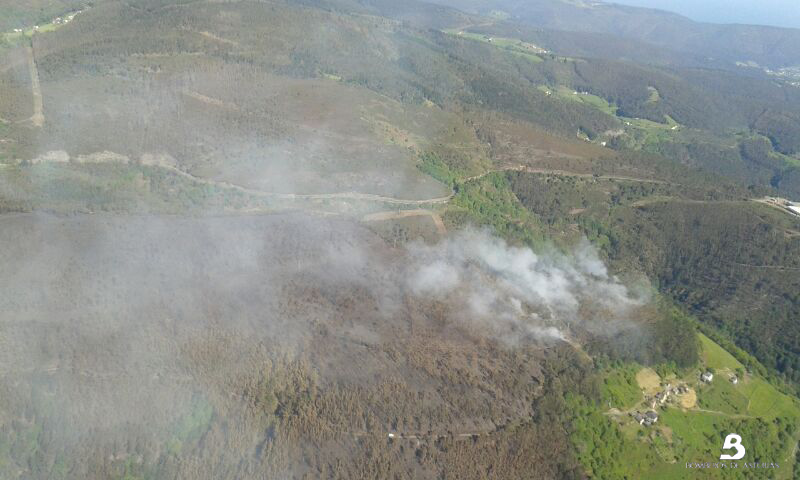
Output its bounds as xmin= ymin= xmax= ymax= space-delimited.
xmin=184 ymin=28 xmax=240 ymax=47
xmin=724 ymin=261 xmax=800 ymax=272
xmin=353 ymin=430 xmax=492 ymax=442
xmin=464 ymin=165 xmax=670 ymax=185
xmin=181 ymin=89 xmax=239 ymax=110
xmin=151 ymin=163 xmax=455 ymax=205
xmin=361 ymin=209 xmax=447 ymax=235
xmin=25 ymin=44 xmax=44 ymax=127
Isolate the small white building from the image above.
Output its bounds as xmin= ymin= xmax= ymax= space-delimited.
xmin=633 ymin=411 xmax=659 ymax=426
xmin=701 ymin=371 xmax=714 ymax=383
xmin=788 ymin=205 xmax=800 ymax=216
xmin=730 ymin=375 xmax=739 ymax=385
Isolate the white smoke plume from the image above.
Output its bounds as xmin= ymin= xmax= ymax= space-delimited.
xmin=405 ymin=228 xmax=646 ymax=343
xmin=0 ymin=211 xmax=653 ymax=479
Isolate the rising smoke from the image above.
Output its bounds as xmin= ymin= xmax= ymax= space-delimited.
xmin=0 ymin=206 xmax=650 ymax=478
xmin=405 ymin=228 xmax=646 ymax=343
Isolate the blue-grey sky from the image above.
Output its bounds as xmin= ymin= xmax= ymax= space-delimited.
xmin=610 ymin=0 xmax=800 ymax=29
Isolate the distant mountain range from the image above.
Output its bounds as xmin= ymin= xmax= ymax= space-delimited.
xmin=426 ymin=0 xmax=800 ymax=68
xmin=611 ymin=0 xmax=800 ymax=30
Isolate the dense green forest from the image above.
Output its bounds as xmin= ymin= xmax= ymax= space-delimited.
xmin=507 ymin=172 xmax=800 ymax=386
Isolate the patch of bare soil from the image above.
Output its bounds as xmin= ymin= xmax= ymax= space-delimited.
xmin=362 ymin=209 xmax=447 ymax=235
xmin=636 ymin=367 xmax=662 ymax=395
xmin=679 ymin=388 xmax=697 ymax=409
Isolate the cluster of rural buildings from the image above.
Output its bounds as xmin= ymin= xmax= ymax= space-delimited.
xmin=51 ymin=13 xmax=77 ymax=26
xmin=11 ymin=11 xmax=78 ymax=34
xmin=630 ymin=370 xmax=740 ymax=429
xmin=632 ymin=410 xmax=660 ymax=427
xmin=646 ymin=382 xmax=691 ymax=410
xmin=630 ymin=381 xmax=690 ymax=427
xmin=700 ymin=370 xmax=738 ymax=384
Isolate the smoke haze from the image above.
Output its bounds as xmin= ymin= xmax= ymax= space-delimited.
xmin=406 ymin=229 xmax=645 ymax=343
xmin=0 ymin=212 xmax=648 ymax=475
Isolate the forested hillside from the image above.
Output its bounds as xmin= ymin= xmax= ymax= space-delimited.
xmin=507 ymin=172 xmax=800 ymax=384
xmin=1 ymin=0 xmax=800 ymax=478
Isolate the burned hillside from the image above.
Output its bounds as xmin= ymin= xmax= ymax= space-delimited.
xmin=0 ymin=212 xmax=660 ymax=478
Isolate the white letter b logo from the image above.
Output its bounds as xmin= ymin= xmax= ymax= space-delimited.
xmin=720 ymin=434 xmax=745 ymax=460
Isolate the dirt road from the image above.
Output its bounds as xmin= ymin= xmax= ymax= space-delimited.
xmin=463 ymin=165 xmax=670 ymax=185
xmin=25 ymin=44 xmax=44 ymax=127
xmin=361 ymin=209 xmax=447 ymax=235
xmin=148 ymin=162 xmax=455 ymax=205
xmin=353 ymin=430 xmax=488 ymax=442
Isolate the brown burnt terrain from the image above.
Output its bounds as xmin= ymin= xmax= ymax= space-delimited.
xmin=0 ymin=212 xmax=588 ymax=479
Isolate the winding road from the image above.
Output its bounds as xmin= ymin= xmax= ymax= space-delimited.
xmin=463 ymin=164 xmax=670 ymax=185
xmin=149 ymin=162 xmax=455 ymax=205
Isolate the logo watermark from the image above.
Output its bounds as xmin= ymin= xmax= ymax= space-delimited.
xmin=720 ymin=434 xmax=745 ymax=460
xmin=685 ymin=434 xmax=780 ymax=471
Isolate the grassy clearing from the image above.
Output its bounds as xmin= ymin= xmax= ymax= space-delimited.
xmin=624 ymin=115 xmax=682 ymax=149
xmin=774 ymin=150 xmax=800 ymax=168
xmin=744 ymin=377 xmax=800 ymax=420
xmin=636 ymin=367 xmax=663 ymax=395
xmin=700 ymin=333 xmax=743 ymax=371
xmin=625 ymin=115 xmax=680 ymax=131
xmin=2 ymin=13 xmax=75 ymax=45
xmin=698 ymin=334 xmax=799 ymax=420
xmin=602 ymin=365 xmax=643 ymax=409
xmin=534 ymin=84 xmax=687 ymax=150
xmin=697 ymin=376 xmax=749 ymax=415
xmin=531 ymin=82 xmax=685 ymax=149
xmin=444 ymin=30 xmax=545 ymax=64
xmin=540 ymin=85 xmax=618 ymax=116
xmin=647 ymin=86 xmax=661 ymax=104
